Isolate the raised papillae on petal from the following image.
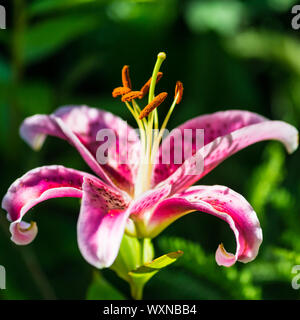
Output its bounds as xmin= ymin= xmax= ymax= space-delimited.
xmin=77 ymin=177 xmax=129 ymax=268
xmin=1 ymin=165 xmax=97 ymax=245
xmin=153 ymin=110 xmax=298 ymax=193
xmin=20 ymin=106 xmax=141 ymax=194
xmin=146 ymin=185 xmax=263 ymax=267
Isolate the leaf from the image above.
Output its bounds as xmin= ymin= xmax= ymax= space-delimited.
xmin=16 ymin=81 xmax=54 ymax=115
xmin=248 ymin=143 xmax=285 ymax=222
xmin=157 ymin=236 xmax=261 ymax=300
xmin=185 ymin=0 xmax=246 ymax=36
xmin=29 ymin=0 xmax=98 ymax=17
xmin=24 ymin=14 xmax=101 ymax=63
xmin=128 ymin=251 xmax=183 ymax=299
xmin=130 ymin=250 xmax=183 ymax=278
xmin=86 ymin=272 xmax=125 ymax=300
xmin=0 ymin=55 xmax=11 ymax=82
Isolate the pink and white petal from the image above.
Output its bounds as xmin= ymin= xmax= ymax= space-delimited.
xmin=128 ymin=184 xmax=172 ymax=236
xmin=77 ymin=177 xmax=129 ymax=268
xmin=20 ymin=106 xmax=140 ymax=191
xmin=146 ymin=185 xmax=263 ymax=267
xmin=1 ymin=165 xmax=96 ymax=245
xmin=157 ymin=119 xmax=298 ymax=195
xmin=153 ymin=110 xmax=267 ymax=185
xmin=20 ymin=114 xmax=65 ymax=150
xmin=10 ymin=221 xmax=38 ymax=245
xmin=52 ymin=115 xmax=117 ymax=190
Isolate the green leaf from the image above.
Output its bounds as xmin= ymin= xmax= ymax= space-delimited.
xmin=24 ymin=14 xmax=101 ymax=63
xmin=111 ymin=235 xmax=155 ymax=283
xmin=128 ymin=251 xmax=183 ymax=299
xmin=185 ymin=0 xmax=246 ymax=36
xmin=29 ymin=0 xmax=98 ymax=17
xmin=248 ymin=143 xmax=285 ymax=222
xmin=16 ymin=81 xmax=54 ymax=115
xmin=0 ymin=55 xmax=11 ymax=82
xmin=86 ymin=272 xmax=125 ymax=300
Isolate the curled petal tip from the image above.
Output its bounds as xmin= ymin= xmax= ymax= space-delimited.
xmin=215 ymin=243 xmax=236 ymax=267
xmin=10 ymin=221 xmax=38 ymax=245
xmin=19 ymin=117 xmax=47 ymax=151
xmin=31 ymin=134 xmax=46 ymax=151
xmin=287 ymin=130 xmax=299 ymax=154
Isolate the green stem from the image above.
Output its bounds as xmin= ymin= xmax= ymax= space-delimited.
xmin=130 ymin=280 xmax=145 ymax=300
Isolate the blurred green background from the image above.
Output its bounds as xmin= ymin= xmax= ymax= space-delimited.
xmin=1 ymin=0 xmax=300 ymax=300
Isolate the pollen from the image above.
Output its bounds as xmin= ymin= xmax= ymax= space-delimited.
xmin=175 ymin=81 xmax=183 ymax=104
xmin=139 ymin=92 xmax=168 ymax=119
xmin=139 ymin=72 xmax=163 ymax=99
xmin=121 ymin=91 xmax=142 ymax=102
xmin=122 ymin=65 xmax=132 ymax=89
xmin=112 ymin=86 xmax=131 ymax=98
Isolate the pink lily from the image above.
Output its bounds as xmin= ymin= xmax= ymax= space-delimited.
xmin=2 ymin=52 xmax=298 ymax=274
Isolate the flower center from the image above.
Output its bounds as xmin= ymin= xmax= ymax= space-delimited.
xmin=112 ymin=52 xmax=183 ymax=198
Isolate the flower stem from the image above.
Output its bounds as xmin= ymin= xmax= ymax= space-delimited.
xmin=130 ymin=281 xmax=145 ymax=300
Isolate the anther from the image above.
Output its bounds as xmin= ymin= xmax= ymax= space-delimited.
xmin=122 ymin=65 xmax=132 ymax=89
xmin=122 ymin=91 xmax=142 ymax=102
xmin=112 ymin=86 xmax=131 ymax=98
xmin=139 ymin=72 xmax=163 ymax=99
xmin=175 ymin=81 xmax=183 ymax=104
xmin=139 ymin=92 xmax=168 ymax=119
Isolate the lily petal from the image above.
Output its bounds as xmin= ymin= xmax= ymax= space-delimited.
xmin=1 ymin=165 xmax=96 ymax=245
xmin=20 ymin=106 xmax=140 ymax=193
xmin=129 ymin=184 xmax=172 ymax=237
xmin=77 ymin=177 xmax=129 ymax=268
xmin=146 ymin=185 xmax=263 ymax=267
xmin=153 ymin=110 xmax=266 ymax=185
xmin=155 ymin=112 xmax=298 ymax=194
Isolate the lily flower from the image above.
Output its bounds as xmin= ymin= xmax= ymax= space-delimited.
xmin=2 ymin=52 xmax=298 ymax=273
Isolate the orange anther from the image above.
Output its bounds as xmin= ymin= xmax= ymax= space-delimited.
xmin=174 ymin=81 xmax=183 ymax=104
xmin=139 ymin=92 xmax=168 ymax=119
xmin=122 ymin=65 xmax=132 ymax=89
xmin=112 ymin=86 xmax=131 ymax=98
xmin=121 ymin=91 xmax=142 ymax=102
xmin=139 ymin=72 xmax=163 ymax=99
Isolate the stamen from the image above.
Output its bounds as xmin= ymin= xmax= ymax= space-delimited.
xmin=151 ymin=81 xmax=183 ymax=163
xmin=121 ymin=91 xmax=142 ymax=102
xmin=112 ymin=86 xmax=131 ymax=98
xmin=122 ymin=65 xmax=132 ymax=89
xmin=175 ymin=81 xmax=184 ymax=104
xmin=139 ymin=92 xmax=168 ymax=119
xmin=139 ymin=72 xmax=163 ymax=99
